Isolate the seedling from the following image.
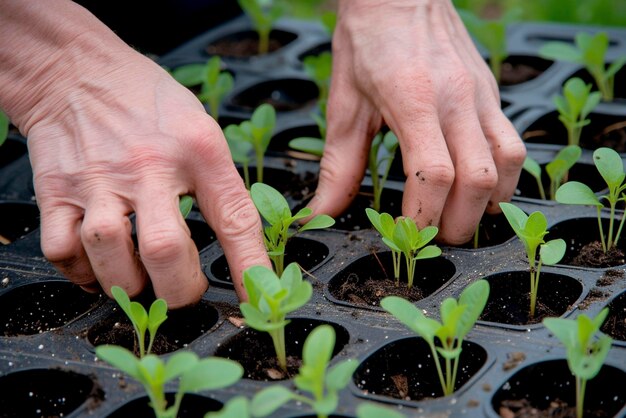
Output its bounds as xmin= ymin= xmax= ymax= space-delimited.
xmin=381 ymin=279 xmax=490 ymax=396
xmin=250 ymin=182 xmax=335 ymax=275
xmin=522 ymin=145 xmax=582 ymax=200
xmin=0 ymin=110 xmax=8 ymax=147
xmin=96 ymin=345 xmax=243 ymax=418
xmin=249 ymin=324 xmax=358 ymax=418
xmin=238 ymin=0 xmax=285 ymax=55
xmin=556 ymin=147 xmax=626 ymax=253
xmin=499 ymin=202 xmax=566 ymax=319
xmin=368 ymin=131 xmax=399 ymax=212
xmin=110 ymin=285 xmax=168 ymax=357
xmin=171 ymin=56 xmax=234 ymax=120
xmin=224 ymin=103 xmax=276 ymax=188
xmin=543 ymin=308 xmax=613 ymax=418
xmin=356 ymin=403 xmax=407 ymax=418
xmin=303 ymin=51 xmax=332 ymax=105
xmin=239 ymin=262 xmax=313 ymax=372
xmin=554 ymin=77 xmax=601 ymax=146
xmin=539 ymin=31 xmax=626 ymax=101
xmin=365 ymin=208 xmax=441 ymax=288
xmin=179 ymin=195 xmax=194 ymax=219
xmin=288 ymin=100 xmax=326 ymax=157
xmin=458 ymin=8 xmax=520 ymax=84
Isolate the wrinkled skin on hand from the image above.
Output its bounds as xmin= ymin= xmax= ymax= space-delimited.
xmin=308 ymin=0 xmax=526 ymax=245
xmin=0 ymin=0 xmax=270 ymax=307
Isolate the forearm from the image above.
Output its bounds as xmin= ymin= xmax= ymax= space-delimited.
xmin=0 ymin=0 xmax=137 ymax=134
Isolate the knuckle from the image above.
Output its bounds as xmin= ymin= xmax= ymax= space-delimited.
xmin=497 ymin=139 xmax=527 ymax=170
xmin=417 ymin=162 xmax=455 ymax=190
xmin=138 ymin=228 xmax=188 ymax=264
xmin=215 ymin=196 xmax=263 ymax=238
xmin=464 ymin=163 xmax=499 ymax=193
xmin=81 ymin=216 xmax=127 ymax=247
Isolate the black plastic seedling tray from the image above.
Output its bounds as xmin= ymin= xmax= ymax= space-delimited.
xmin=1 ymin=14 xmax=626 ymax=418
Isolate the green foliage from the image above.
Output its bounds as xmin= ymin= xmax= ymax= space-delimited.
xmin=238 ymin=0 xmax=285 ymax=55
xmin=522 ymin=145 xmax=582 ymax=200
xmin=356 ymin=403 xmax=407 ymax=418
xmin=204 ymin=396 xmax=251 ymax=418
xmin=96 ymin=345 xmax=243 ymax=418
xmin=381 ymin=279 xmax=490 ymax=396
xmin=539 ymin=32 xmax=626 ymax=101
xmin=250 ymin=182 xmax=335 ymax=275
xmin=288 ymin=100 xmax=327 ymax=158
xmin=110 ymin=286 xmax=168 ymax=357
xmin=179 ymin=195 xmax=194 ymax=219
xmin=224 ymin=104 xmax=276 ymax=188
xmin=368 ymin=131 xmax=399 ymax=212
xmin=554 ymin=77 xmax=602 ymax=146
xmin=458 ymin=8 xmax=520 ymax=84
xmin=499 ymin=202 xmax=566 ymax=319
xmin=366 ymin=208 xmax=441 ymax=288
xmin=543 ymin=308 xmax=613 ymax=418
xmin=171 ymin=57 xmax=234 ymax=119
xmin=556 ymin=147 xmax=626 ymax=253
xmin=0 ymin=110 xmax=8 ymax=147
xmin=250 ymin=325 xmax=358 ymax=418
xmin=240 ymin=263 xmax=313 ymax=371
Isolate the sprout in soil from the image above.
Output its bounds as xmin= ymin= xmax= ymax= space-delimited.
xmin=458 ymin=8 xmax=521 ymax=84
xmin=237 ymin=0 xmax=285 ymax=55
xmin=523 ymin=144 xmax=582 ymax=200
xmin=289 ymin=99 xmax=327 ymax=158
xmin=556 ymin=146 xmax=626 ymax=253
xmin=109 ymin=285 xmax=168 ymax=357
xmin=251 ymin=182 xmax=335 ymax=276
xmin=96 ymin=345 xmax=243 ymax=418
xmin=381 ymin=279 xmax=490 ymax=396
xmin=543 ymin=307 xmax=613 ymax=418
xmin=366 ymin=208 xmax=441 ymax=288
xmin=499 ymin=202 xmax=566 ymax=319
xmin=0 ymin=110 xmax=8 ymax=147
xmin=368 ymin=131 xmax=399 ymax=212
xmin=239 ymin=262 xmax=312 ymax=373
xmin=539 ymin=31 xmax=626 ymax=101
xmin=249 ymin=324 xmax=358 ymax=418
xmin=553 ymin=77 xmax=601 ymax=146
xmin=224 ymin=103 xmax=276 ymax=189
xmin=170 ymin=56 xmax=234 ymax=120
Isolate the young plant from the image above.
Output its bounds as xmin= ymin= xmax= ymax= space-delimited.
xmin=365 ymin=208 xmax=441 ymax=288
xmin=0 ymin=110 xmax=8 ymax=147
xmin=288 ymin=99 xmax=327 ymax=158
xmin=171 ymin=56 xmax=234 ymax=120
xmin=356 ymin=403 xmax=407 ymax=418
xmin=458 ymin=8 xmax=520 ymax=84
xmin=499 ymin=202 xmax=566 ymax=319
xmin=556 ymin=146 xmax=626 ymax=253
xmin=239 ymin=262 xmax=313 ymax=372
xmin=110 ymin=285 xmax=168 ymax=357
xmin=303 ymin=51 xmax=332 ymax=106
xmin=96 ymin=345 xmax=243 ymax=418
xmin=368 ymin=131 xmax=399 ymax=212
xmin=238 ymin=0 xmax=285 ymax=55
xmin=250 ymin=182 xmax=335 ymax=275
xmin=522 ymin=144 xmax=582 ymax=200
xmin=224 ymin=103 xmax=276 ymax=188
xmin=179 ymin=195 xmax=194 ymax=219
xmin=539 ymin=31 xmax=626 ymax=101
xmin=380 ymin=279 xmax=490 ymax=396
xmin=249 ymin=324 xmax=358 ymax=418
xmin=543 ymin=308 xmax=613 ymax=418
xmin=553 ymin=77 xmax=602 ymax=146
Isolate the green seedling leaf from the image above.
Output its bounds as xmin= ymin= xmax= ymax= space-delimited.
xmin=594 ymin=147 xmax=626 ymax=187
xmin=251 ymin=182 xmax=334 ymax=275
xmin=96 ymin=345 xmax=141 ymax=380
xmin=523 ymin=156 xmax=542 ymax=179
xmin=0 ymin=110 xmax=8 ymax=147
xmin=369 ymin=131 xmax=400 ymax=212
xmin=237 ymin=0 xmax=285 ymax=54
xmin=240 ymin=263 xmax=312 ymax=370
xmin=250 ymin=385 xmax=293 ymax=416
xmin=180 ymin=357 xmax=244 ymax=392
xmin=179 ymin=195 xmax=194 ymax=219
xmin=288 ymin=137 xmax=325 ymax=156
xmin=171 ymin=63 xmax=206 ymax=86
xmin=540 ymin=239 xmax=566 ymax=265
xmin=356 ymin=403 xmax=407 ymax=418
xmin=326 ymin=359 xmax=359 ymax=391
xmin=204 ymin=396 xmax=249 ymax=418
xmin=555 ymin=181 xmax=601 ymax=206
xmin=163 ymin=351 xmax=198 ymax=382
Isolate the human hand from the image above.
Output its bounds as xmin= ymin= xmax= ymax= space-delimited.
xmin=308 ymin=0 xmax=526 ymax=244
xmin=0 ymin=0 xmax=270 ymax=307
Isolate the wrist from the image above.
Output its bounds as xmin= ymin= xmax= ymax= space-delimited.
xmin=0 ymin=0 xmax=141 ymax=134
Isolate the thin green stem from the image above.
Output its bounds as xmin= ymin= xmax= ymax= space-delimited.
xmin=613 ymin=208 xmax=626 ymax=248
xmin=449 ymin=341 xmax=462 ymax=395
xmin=490 ymin=57 xmax=502 ymax=85
xmin=258 ymin=28 xmax=270 ymax=55
xmin=608 ymin=203 xmax=616 ymax=250
xmin=597 ymin=206 xmax=607 ymax=253
xmin=473 ymin=224 xmax=480 ymax=249
xmin=270 ymin=326 xmax=287 ymax=371
xmin=138 ymin=329 xmax=146 ymax=358
xmin=255 ymin=146 xmax=264 ymax=184
xmin=392 ymin=251 xmax=401 ymax=284
xmin=428 ymin=343 xmax=447 ymax=397
xmin=529 ymin=259 xmax=542 ymax=320
xmin=576 ymin=376 xmax=587 ymax=418
xmin=243 ymin=163 xmax=250 ymax=190
xmin=405 ymin=254 xmax=416 ymax=289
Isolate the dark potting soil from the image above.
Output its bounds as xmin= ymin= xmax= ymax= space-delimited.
xmin=498 ymin=398 xmax=607 ymax=418
xmin=205 ymin=30 xmax=294 ymax=58
xmin=500 ymin=61 xmax=544 ymax=86
xmin=571 ymin=241 xmax=625 ymax=268
xmin=590 ymin=120 xmax=626 ymax=151
xmin=332 ymin=273 xmax=425 ymax=307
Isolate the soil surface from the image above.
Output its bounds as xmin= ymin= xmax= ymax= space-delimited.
xmin=500 ymin=62 xmax=543 ymax=86
xmin=498 ymin=398 xmax=608 ymax=418
xmin=332 ymin=273 xmax=426 ymax=307
xmin=206 ymin=33 xmax=286 ymax=58
xmin=571 ymin=241 xmax=625 ymax=268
